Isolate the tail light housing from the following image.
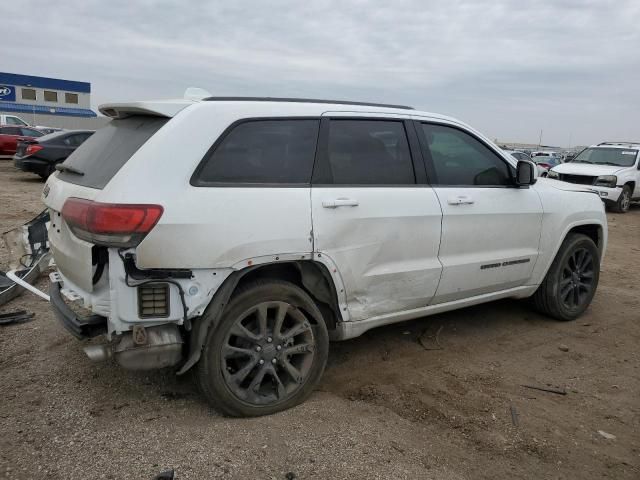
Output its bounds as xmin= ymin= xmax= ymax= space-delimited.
xmin=61 ymin=198 xmax=163 ymax=248
xmin=538 ymin=162 xmax=551 ymax=169
xmin=25 ymin=144 xmax=43 ymax=156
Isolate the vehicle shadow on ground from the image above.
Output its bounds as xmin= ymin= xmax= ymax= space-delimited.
xmin=73 ymin=297 xmax=543 ymax=412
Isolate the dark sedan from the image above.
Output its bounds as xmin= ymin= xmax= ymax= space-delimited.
xmin=14 ymin=130 xmax=94 ymax=178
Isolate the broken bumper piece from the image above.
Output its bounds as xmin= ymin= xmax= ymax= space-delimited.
xmin=49 ymin=279 xmax=107 ymax=339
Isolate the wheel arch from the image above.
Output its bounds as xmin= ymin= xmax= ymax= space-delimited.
xmin=533 ymin=220 xmax=606 ymax=290
xmin=623 ymin=180 xmax=635 ymax=195
xmin=177 ymin=259 xmax=344 ymax=375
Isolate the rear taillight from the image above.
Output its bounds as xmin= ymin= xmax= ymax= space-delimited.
xmin=538 ymin=163 xmax=551 ymax=169
xmin=61 ymin=198 xmax=163 ymax=248
xmin=25 ymin=144 xmax=43 ymax=156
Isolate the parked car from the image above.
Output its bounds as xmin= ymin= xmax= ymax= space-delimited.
xmin=0 ymin=125 xmax=44 ymax=157
xmin=13 ymin=130 xmax=94 ymax=179
xmin=532 ymin=151 xmax=560 ymax=159
xmin=40 ymin=96 xmax=607 ymax=417
xmin=547 ymin=141 xmax=640 ymax=213
xmin=503 ymin=150 xmax=555 ymax=176
xmin=532 ymin=155 xmax=561 ymax=176
xmin=0 ymin=114 xmax=30 ymax=127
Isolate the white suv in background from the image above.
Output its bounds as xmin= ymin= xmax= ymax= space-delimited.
xmin=41 ymin=96 xmax=607 ymax=416
xmin=547 ymin=142 xmax=640 ymax=213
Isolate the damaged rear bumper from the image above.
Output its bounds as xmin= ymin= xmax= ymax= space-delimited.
xmin=49 ymin=278 xmax=107 ymax=339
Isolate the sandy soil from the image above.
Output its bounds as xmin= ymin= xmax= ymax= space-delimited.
xmin=0 ymin=160 xmax=638 ymax=480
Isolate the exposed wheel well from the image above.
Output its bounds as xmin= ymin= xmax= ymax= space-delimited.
xmin=567 ymin=224 xmax=603 ymax=254
xmin=624 ymin=181 xmax=635 ymax=195
xmin=235 ymin=261 xmax=341 ymax=331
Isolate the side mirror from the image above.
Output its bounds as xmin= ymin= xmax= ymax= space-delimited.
xmin=516 ymin=160 xmax=537 ymax=186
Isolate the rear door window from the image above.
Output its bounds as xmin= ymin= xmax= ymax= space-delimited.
xmin=193 ymin=119 xmax=320 ymax=185
xmin=319 ymin=119 xmax=415 ymax=185
xmin=57 ymin=116 xmax=168 ymax=189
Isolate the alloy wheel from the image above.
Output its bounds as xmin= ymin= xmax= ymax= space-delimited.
xmin=221 ymin=301 xmax=316 ymax=406
xmin=620 ymin=190 xmax=631 ymax=211
xmin=559 ymin=248 xmax=595 ymax=310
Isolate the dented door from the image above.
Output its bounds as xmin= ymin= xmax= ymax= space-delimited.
xmin=311 ymin=115 xmax=443 ymax=322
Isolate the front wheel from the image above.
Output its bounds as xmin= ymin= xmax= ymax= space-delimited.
xmin=611 ymin=185 xmax=631 ymax=213
xmin=197 ymin=279 xmax=329 ymax=417
xmin=531 ymin=233 xmax=600 ymax=321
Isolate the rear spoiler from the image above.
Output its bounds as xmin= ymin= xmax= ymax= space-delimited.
xmin=98 ymin=100 xmax=194 ymax=119
xmin=99 ymin=88 xmax=213 ymax=119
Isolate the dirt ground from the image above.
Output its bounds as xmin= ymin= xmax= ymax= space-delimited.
xmin=0 ymin=160 xmax=638 ymax=480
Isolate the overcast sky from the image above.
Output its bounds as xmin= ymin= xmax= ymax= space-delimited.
xmin=3 ymin=0 xmax=639 ymax=146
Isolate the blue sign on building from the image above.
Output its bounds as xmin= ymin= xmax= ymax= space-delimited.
xmin=0 ymin=85 xmax=16 ymax=102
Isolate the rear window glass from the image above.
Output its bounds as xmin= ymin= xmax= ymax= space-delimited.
xmin=194 ymin=119 xmax=320 ymax=185
xmin=57 ymin=116 xmax=168 ymax=189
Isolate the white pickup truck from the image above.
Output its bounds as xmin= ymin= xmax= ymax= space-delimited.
xmin=0 ymin=114 xmax=30 ymax=127
xmin=40 ymin=95 xmax=607 ymax=416
xmin=547 ymin=142 xmax=640 ymax=213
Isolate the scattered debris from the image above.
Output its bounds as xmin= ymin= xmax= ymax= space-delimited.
xmin=510 ymin=404 xmax=519 ymax=427
xmin=418 ymin=325 xmax=444 ymax=351
xmin=152 ymin=469 xmax=175 ymax=479
xmin=0 ymin=310 xmax=35 ymax=325
xmin=521 ymin=384 xmax=567 ymax=396
xmin=1 ymin=210 xmax=51 ymax=306
xmin=558 ymin=344 xmax=570 ymax=352
xmin=597 ymin=430 xmax=616 ymax=440
xmin=391 ymin=441 xmax=405 ymax=453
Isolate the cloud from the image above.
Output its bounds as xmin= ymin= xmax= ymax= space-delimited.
xmin=2 ymin=0 xmax=639 ymax=146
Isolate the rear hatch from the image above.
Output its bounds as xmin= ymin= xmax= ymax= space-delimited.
xmin=42 ymin=107 xmax=181 ymax=292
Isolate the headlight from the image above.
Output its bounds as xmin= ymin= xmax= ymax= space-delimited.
xmin=594 ymin=175 xmax=617 ymax=188
xmin=547 ymin=170 xmax=560 ymax=179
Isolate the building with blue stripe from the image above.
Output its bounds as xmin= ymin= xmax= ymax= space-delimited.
xmin=0 ymin=72 xmax=107 ymax=129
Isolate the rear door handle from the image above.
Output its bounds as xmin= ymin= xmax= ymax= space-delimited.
xmin=447 ymin=195 xmax=474 ymax=205
xmin=322 ymin=198 xmax=359 ymax=208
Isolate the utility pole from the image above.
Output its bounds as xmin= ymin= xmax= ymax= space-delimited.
xmin=538 ymin=130 xmax=543 ymax=149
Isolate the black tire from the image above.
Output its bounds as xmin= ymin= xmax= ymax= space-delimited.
xmin=38 ymin=164 xmax=56 ymax=180
xmin=531 ymin=233 xmax=600 ymax=321
xmin=610 ymin=185 xmax=631 ymax=213
xmin=197 ymin=279 xmax=329 ymax=417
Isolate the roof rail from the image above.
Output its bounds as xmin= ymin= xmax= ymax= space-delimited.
xmin=202 ymin=96 xmax=414 ymax=110
xmin=597 ymin=141 xmax=640 ymax=146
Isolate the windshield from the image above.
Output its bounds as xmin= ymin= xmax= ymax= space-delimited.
xmin=572 ymin=147 xmax=638 ymax=167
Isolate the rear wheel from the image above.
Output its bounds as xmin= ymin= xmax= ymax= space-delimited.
xmin=531 ymin=233 xmax=600 ymax=321
xmin=197 ymin=279 xmax=329 ymax=417
xmin=611 ymin=185 xmax=631 ymax=213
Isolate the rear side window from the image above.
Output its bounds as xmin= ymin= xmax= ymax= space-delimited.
xmin=194 ymin=119 xmax=320 ymax=185
xmin=323 ymin=120 xmax=415 ymax=185
xmin=21 ymin=128 xmax=43 ymax=137
xmin=64 ymin=134 xmax=85 ymax=146
xmin=420 ymin=123 xmax=512 ymax=186
xmin=57 ymin=116 xmax=168 ymax=189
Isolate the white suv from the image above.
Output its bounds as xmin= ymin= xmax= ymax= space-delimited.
xmin=42 ymin=96 xmax=607 ymax=416
xmin=547 ymin=142 xmax=640 ymax=213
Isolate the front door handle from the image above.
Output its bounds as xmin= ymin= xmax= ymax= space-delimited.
xmin=447 ymin=195 xmax=474 ymax=205
xmin=322 ymin=198 xmax=359 ymax=208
